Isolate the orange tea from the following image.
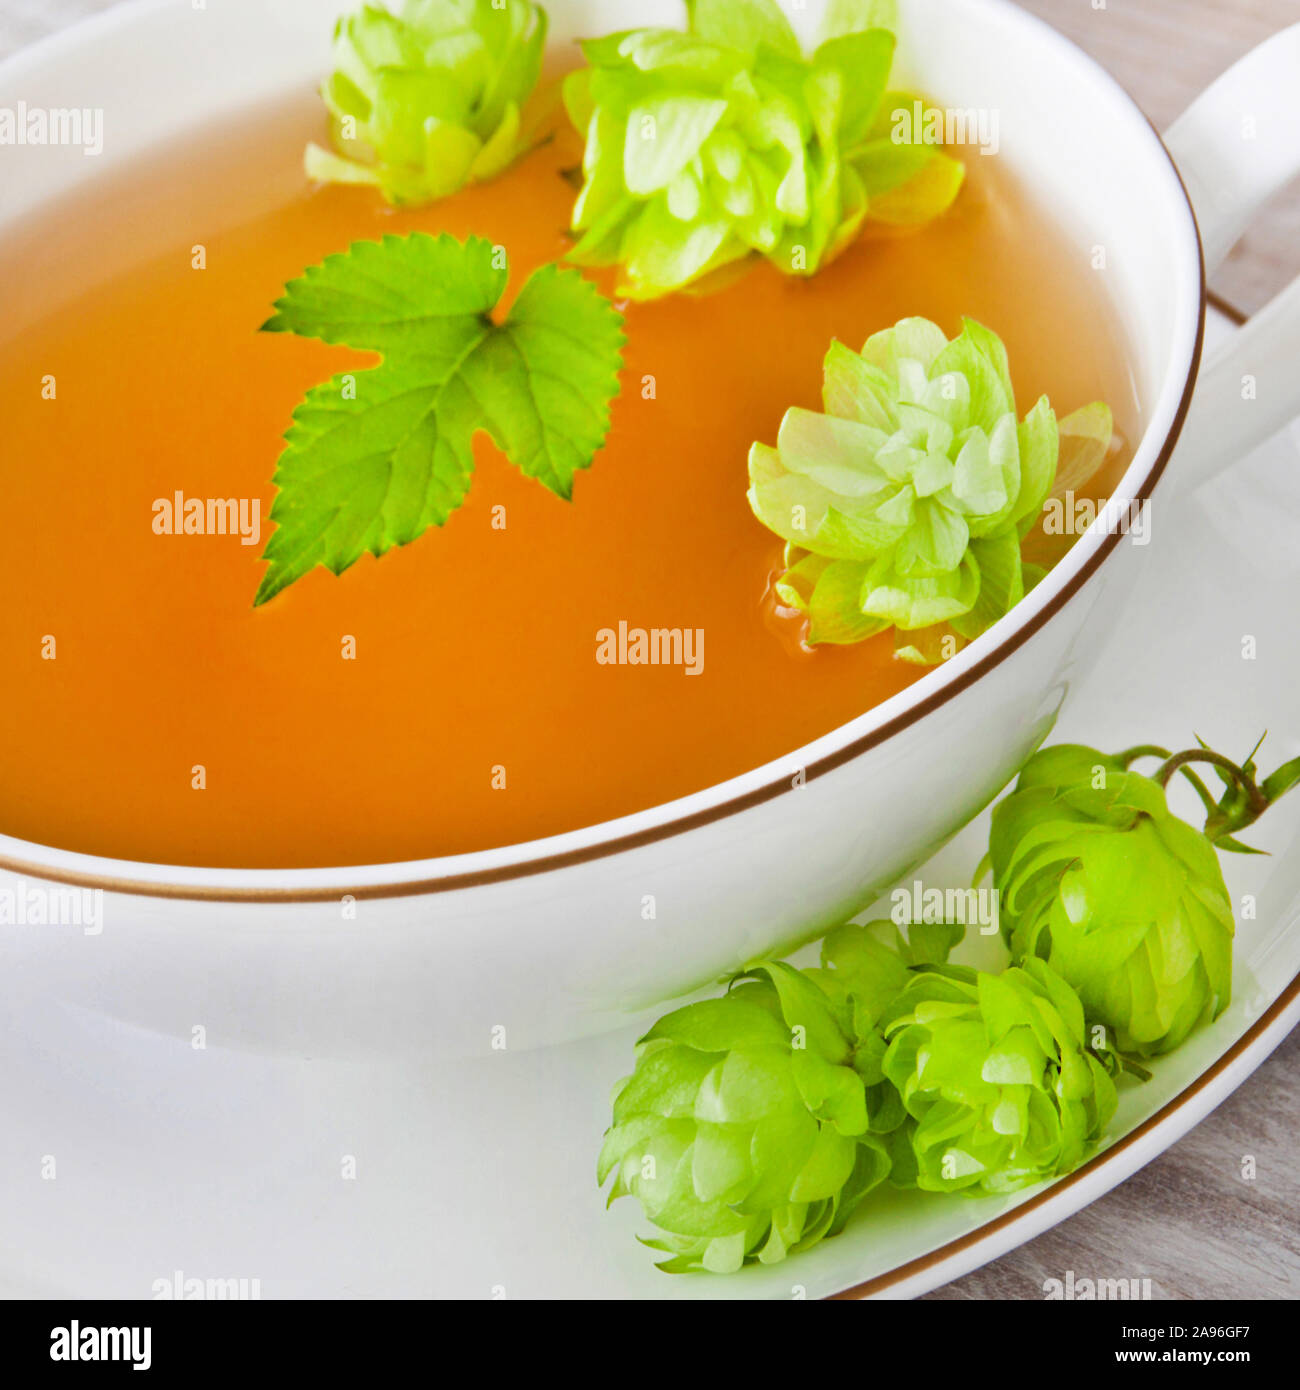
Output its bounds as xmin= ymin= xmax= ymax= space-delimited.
xmin=0 ymin=98 xmax=1138 ymax=868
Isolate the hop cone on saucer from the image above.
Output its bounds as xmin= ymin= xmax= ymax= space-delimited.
xmin=599 ymin=960 xmax=901 ymax=1273
xmin=987 ymin=744 xmax=1237 ymax=1057
xmin=880 ymin=956 xmax=1119 ymax=1193
xmin=563 ymin=0 xmax=964 ymax=299
xmin=305 ymin=0 xmax=547 ymax=206
xmin=750 ymin=316 xmax=1113 ymax=661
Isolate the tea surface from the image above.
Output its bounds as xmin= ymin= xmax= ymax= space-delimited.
xmin=0 ymin=99 xmax=1140 ymax=867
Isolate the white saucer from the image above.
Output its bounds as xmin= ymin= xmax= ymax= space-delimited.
xmin=2 ymin=304 xmax=1297 ymax=1300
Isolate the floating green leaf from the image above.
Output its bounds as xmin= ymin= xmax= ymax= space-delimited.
xmin=256 ymin=234 xmax=623 ymax=605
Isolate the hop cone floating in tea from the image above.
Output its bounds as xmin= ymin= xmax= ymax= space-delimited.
xmin=880 ymin=956 xmax=1119 ymax=1193
xmin=306 ymin=0 xmax=547 ymax=205
xmin=987 ymin=744 xmax=1267 ymax=1057
xmin=563 ymin=0 xmax=963 ymax=299
xmin=748 ymin=316 xmax=1112 ymax=662
xmin=599 ymin=960 xmax=901 ymax=1273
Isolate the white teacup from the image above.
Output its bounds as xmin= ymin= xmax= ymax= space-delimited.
xmin=1 ymin=0 xmax=1298 ymax=1056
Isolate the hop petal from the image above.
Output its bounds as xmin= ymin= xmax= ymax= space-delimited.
xmin=879 ymin=957 xmax=1118 ymax=1193
xmin=306 ymin=0 xmax=548 ymax=206
xmin=600 ymin=958 xmax=901 ymax=1272
xmin=990 ymin=746 xmax=1236 ymax=1055
xmin=564 ymin=1 xmax=962 ymax=298
xmin=749 ymin=316 xmax=1113 ymax=659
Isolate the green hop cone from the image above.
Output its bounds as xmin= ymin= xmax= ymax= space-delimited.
xmin=749 ymin=316 xmax=1112 ymax=662
xmin=987 ymin=744 xmax=1238 ymax=1057
xmin=879 ymin=955 xmax=1119 ymax=1193
xmin=599 ymin=959 xmax=902 ymax=1273
xmin=306 ymin=0 xmax=547 ymax=206
xmin=563 ymin=0 xmax=964 ymax=299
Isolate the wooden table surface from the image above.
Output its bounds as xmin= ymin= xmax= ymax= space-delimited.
xmin=2 ymin=0 xmax=1297 ymax=1302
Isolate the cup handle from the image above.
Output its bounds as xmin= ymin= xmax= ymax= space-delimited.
xmin=1164 ymin=24 xmax=1300 ymax=275
xmin=1161 ymin=24 xmax=1300 ymax=487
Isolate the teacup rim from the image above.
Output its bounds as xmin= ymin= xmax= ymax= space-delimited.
xmin=0 ymin=0 xmax=1208 ymax=899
